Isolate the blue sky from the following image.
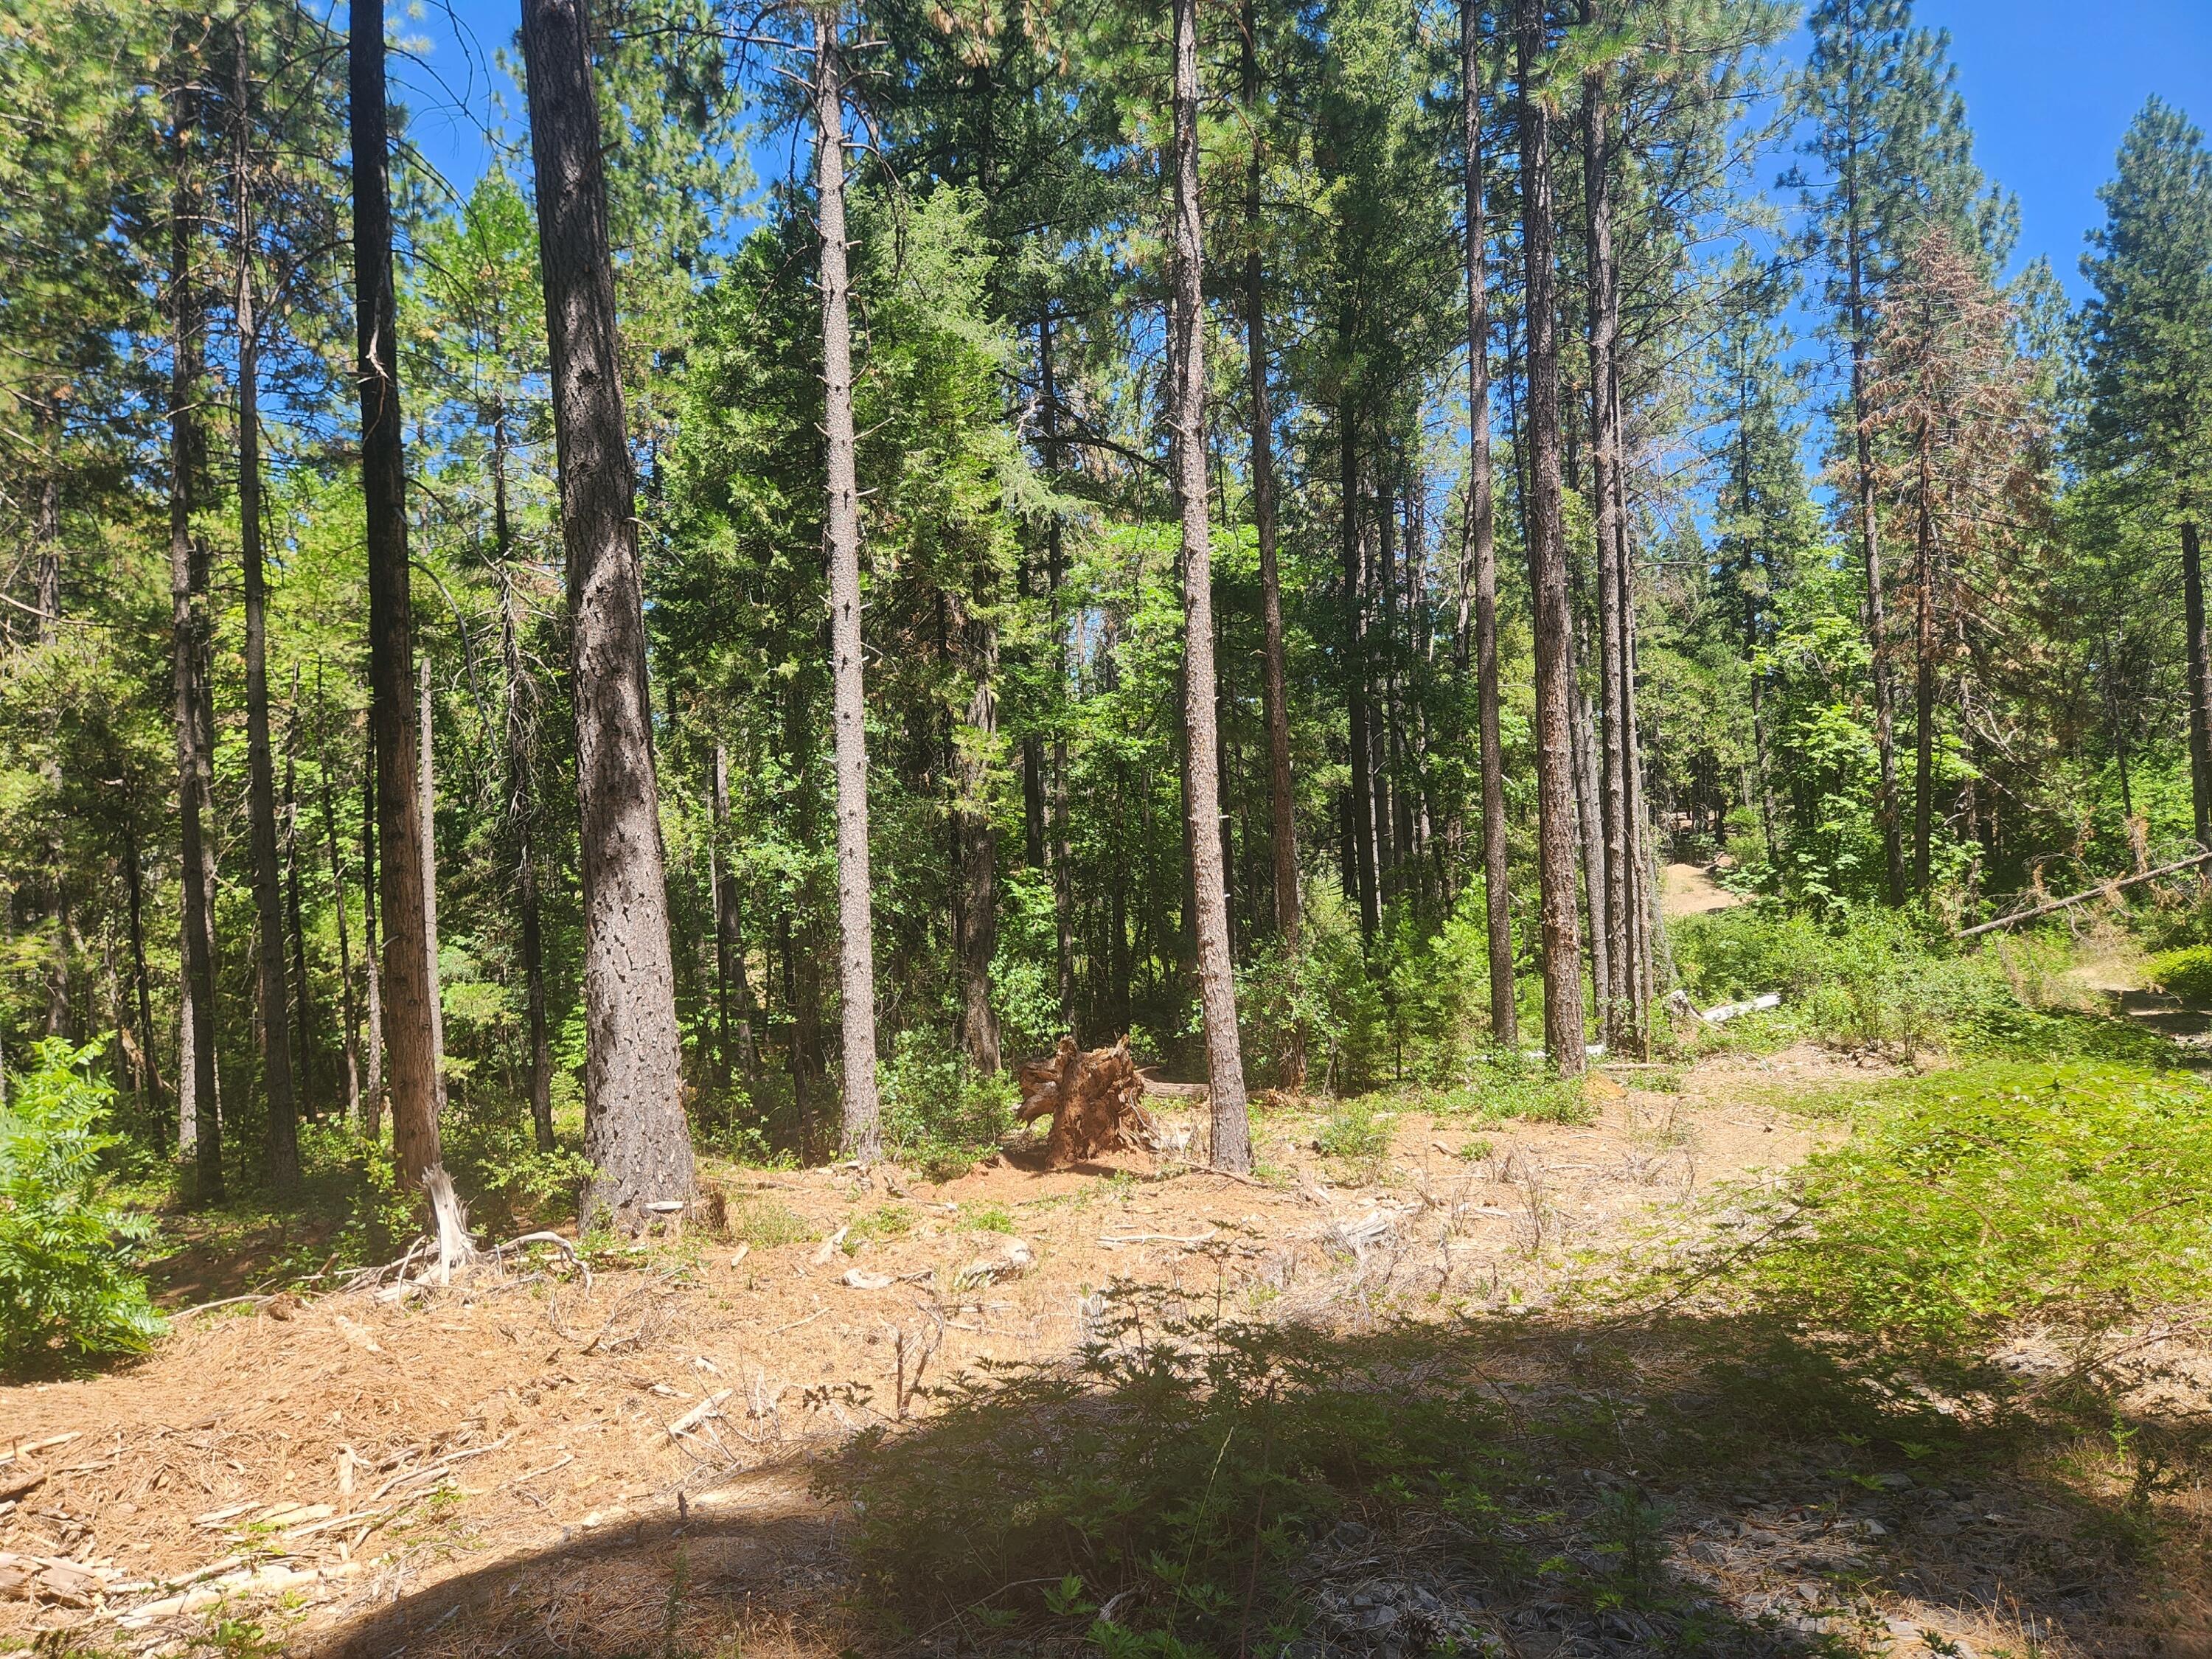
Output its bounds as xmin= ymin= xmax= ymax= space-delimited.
xmin=392 ymin=0 xmax=2212 ymax=299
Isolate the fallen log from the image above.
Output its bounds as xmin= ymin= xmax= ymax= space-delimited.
xmin=1958 ymin=849 xmax=2212 ymax=938
xmin=1018 ymin=1037 xmax=1159 ymax=1168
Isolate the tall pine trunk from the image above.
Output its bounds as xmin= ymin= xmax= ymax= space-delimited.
xmin=234 ymin=34 xmax=301 ymax=1183
xmin=807 ymin=6 xmax=884 ymax=1159
xmin=1170 ymin=0 xmax=1254 ymax=1170
xmin=1515 ymin=0 xmax=1586 ymax=1075
xmin=2183 ymin=521 xmax=2212 ymax=849
xmin=1243 ymin=0 xmax=1298 ymax=963
xmin=1038 ymin=316 xmax=1077 ymax=1034
xmin=360 ymin=729 xmax=383 ymax=1133
xmin=168 ymin=78 xmax=222 ymax=1200
xmin=1341 ymin=418 xmax=1380 ymax=937
xmin=1580 ymin=32 xmax=1630 ymax=1048
xmin=498 ymin=567 xmax=554 ymax=1150
xmin=1913 ymin=417 xmax=1937 ymax=889
xmin=1461 ymin=0 xmax=1516 ymax=1047
xmin=522 ymin=0 xmax=696 ymax=1219
xmin=352 ymin=0 xmax=442 ymax=1186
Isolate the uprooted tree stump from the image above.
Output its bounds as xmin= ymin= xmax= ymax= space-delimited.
xmin=1017 ymin=1037 xmax=1160 ymax=1168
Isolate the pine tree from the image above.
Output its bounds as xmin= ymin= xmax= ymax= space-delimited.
xmin=522 ymin=0 xmax=698 ymax=1220
xmin=2081 ymin=100 xmax=2212 ymax=847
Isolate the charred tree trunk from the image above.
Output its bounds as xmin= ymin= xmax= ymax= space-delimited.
xmin=805 ymin=5 xmax=884 ymax=1160
xmin=1515 ymin=0 xmax=1585 ymax=1076
xmin=1171 ymin=0 xmax=1253 ymax=1170
xmin=522 ymin=0 xmax=696 ymax=1218
xmin=352 ymin=0 xmax=442 ymax=1184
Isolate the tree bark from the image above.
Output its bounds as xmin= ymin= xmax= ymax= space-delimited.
xmin=1243 ymin=0 xmax=1298 ymax=960
xmin=1461 ymin=0 xmax=1516 ymax=1047
xmin=352 ymin=0 xmax=442 ymax=1186
xmin=122 ymin=807 xmax=164 ymax=1111
xmin=1515 ymin=0 xmax=1586 ymax=1076
xmin=523 ymin=0 xmax=696 ymax=1219
xmin=1038 ymin=316 xmax=1077 ymax=1035
xmin=1170 ymin=0 xmax=1254 ymax=1170
xmin=1580 ymin=31 xmax=1630 ymax=1047
xmin=285 ymin=699 xmax=315 ymax=1110
xmin=168 ymin=78 xmax=222 ymax=1200
xmin=803 ymin=6 xmax=885 ymax=1160
xmin=416 ymin=657 xmax=447 ymax=1109
xmin=2184 ymin=521 xmax=2212 ymax=849
xmin=234 ymin=48 xmax=302 ymax=1182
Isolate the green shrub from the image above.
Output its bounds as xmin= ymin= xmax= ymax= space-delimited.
xmin=2149 ymin=945 xmax=2212 ymax=1005
xmin=725 ymin=1195 xmax=811 ymax=1249
xmin=962 ymin=1201 xmax=1015 ymax=1234
xmin=1315 ymin=1096 xmax=1396 ymax=1164
xmin=1716 ymin=1060 xmax=2212 ymax=1350
xmin=1436 ymin=1054 xmax=1593 ymax=1125
xmin=0 ymin=1039 xmax=164 ymax=1368
xmin=880 ymin=1028 xmax=1017 ymax=1180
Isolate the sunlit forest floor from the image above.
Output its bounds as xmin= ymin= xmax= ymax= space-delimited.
xmin=6 ymin=951 xmax=2212 ymax=1658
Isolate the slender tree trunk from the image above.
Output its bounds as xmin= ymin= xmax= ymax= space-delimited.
xmin=2183 ymin=521 xmax=2212 ymax=850
xmin=285 ymin=701 xmax=315 ymax=1110
xmin=498 ymin=568 xmax=554 ymax=1150
xmin=1516 ymin=0 xmax=1585 ymax=1076
xmin=801 ymin=5 xmax=885 ymax=1159
xmin=122 ymin=810 xmax=164 ymax=1110
xmin=952 ymin=608 xmax=1003 ymax=1073
xmin=359 ymin=721 xmax=384 ymax=1135
xmin=1847 ymin=251 xmax=1905 ymax=901
xmin=415 ymin=658 xmax=447 ymax=1107
xmin=317 ymin=713 xmax=363 ymax=1131
xmin=711 ymin=740 xmax=759 ymax=1083
xmin=1170 ymin=0 xmax=1254 ymax=1170
xmin=236 ymin=29 xmax=299 ymax=1183
xmin=1244 ymin=0 xmax=1298 ymax=961
xmin=1571 ymin=627 xmax=1611 ymax=1016
xmin=1462 ymin=0 xmax=1515 ymax=1046
xmin=1039 ymin=316 xmax=1077 ymax=1036
xmin=1581 ymin=35 xmax=1630 ymax=1047
xmin=1913 ymin=420 xmax=1936 ymax=891
xmin=1342 ymin=419 xmax=1381 ymax=938
xmin=352 ymin=0 xmax=442 ymax=1186
xmin=523 ymin=0 xmax=695 ymax=1217
xmin=169 ymin=83 xmax=222 ymax=1200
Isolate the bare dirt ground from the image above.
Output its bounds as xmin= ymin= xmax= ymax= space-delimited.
xmin=1661 ymin=863 xmax=1747 ymax=919
xmin=1 ymin=1043 xmax=2202 ymax=1658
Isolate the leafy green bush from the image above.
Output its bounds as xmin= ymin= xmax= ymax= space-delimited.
xmin=1435 ymin=1054 xmax=1593 ymax=1125
xmin=0 ymin=1040 xmax=164 ymax=1368
xmin=2148 ymin=945 xmax=2212 ymax=1005
xmin=821 ymin=1304 xmax=1506 ymax=1648
xmin=1719 ymin=1060 xmax=2212 ymax=1349
xmin=1314 ymin=1096 xmax=1395 ymax=1164
xmin=880 ymin=1028 xmax=1016 ymax=1180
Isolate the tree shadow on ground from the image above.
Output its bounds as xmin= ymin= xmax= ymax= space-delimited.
xmin=294 ymin=1298 xmax=2208 ymax=1658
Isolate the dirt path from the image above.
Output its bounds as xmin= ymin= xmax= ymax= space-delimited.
xmin=1662 ymin=860 xmax=1747 ymax=918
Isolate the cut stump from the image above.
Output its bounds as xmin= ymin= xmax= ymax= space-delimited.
xmin=1017 ymin=1037 xmax=1159 ymax=1169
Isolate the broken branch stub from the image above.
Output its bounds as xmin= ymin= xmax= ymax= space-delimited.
xmin=1018 ymin=1037 xmax=1158 ymax=1169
